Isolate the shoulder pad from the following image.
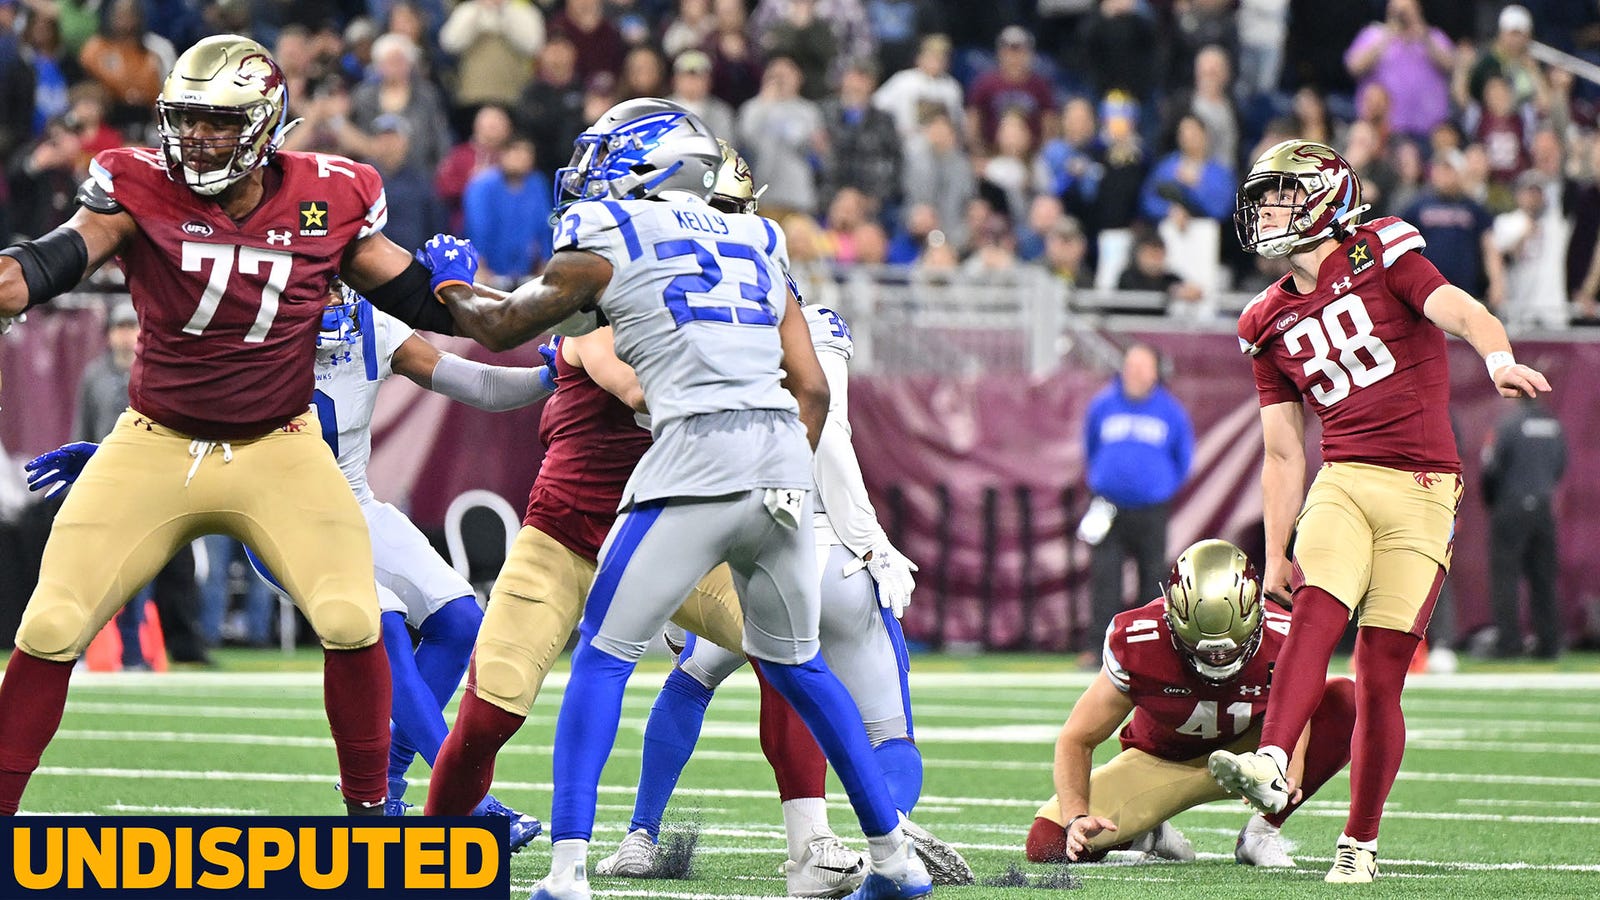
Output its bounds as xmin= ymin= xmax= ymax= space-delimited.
xmin=74 ymin=157 xmax=123 ymax=215
xmin=552 ymin=199 xmax=644 ymax=264
xmin=1355 ymin=216 xmax=1426 ymax=269
xmin=805 ymin=306 xmax=853 ymax=359
xmin=1236 ymin=287 xmax=1281 ymax=355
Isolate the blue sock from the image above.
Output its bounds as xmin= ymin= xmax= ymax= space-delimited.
xmin=628 ymin=666 xmax=716 ymax=838
xmin=383 ymin=598 xmax=481 ymax=778
xmin=758 ymin=655 xmax=899 ymax=836
xmin=549 ymin=636 xmax=636 ymax=842
xmin=874 ymin=738 xmax=924 ymax=815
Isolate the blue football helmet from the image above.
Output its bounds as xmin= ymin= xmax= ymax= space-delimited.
xmin=319 ymin=278 xmax=377 ymax=378
xmin=554 ymin=98 xmax=722 ymax=211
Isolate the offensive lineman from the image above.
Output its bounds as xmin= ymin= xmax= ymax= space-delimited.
xmin=1027 ymin=539 xmax=1355 ymax=868
xmin=433 ymin=98 xmax=933 ymax=900
xmin=0 ymin=35 xmax=463 ymax=816
xmin=1210 ymin=140 xmax=1550 ymax=881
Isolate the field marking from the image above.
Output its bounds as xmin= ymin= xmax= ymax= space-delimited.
xmin=1177 ymin=805 xmax=1600 ymax=825
xmin=104 ymin=803 xmax=262 ymax=814
xmin=1456 ymin=798 xmax=1600 ymax=809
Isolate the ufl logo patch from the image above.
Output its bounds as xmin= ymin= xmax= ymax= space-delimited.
xmin=1346 ymin=238 xmax=1374 ymax=274
xmin=299 ymin=201 xmax=330 ymax=236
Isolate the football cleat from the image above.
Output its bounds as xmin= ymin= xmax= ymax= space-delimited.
xmin=1132 ymin=820 xmax=1195 ymax=862
xmin=842 ymin=839 xmax=932 ymax=900
xmin=783 ymin=834 xmax=868 ymax=898
xmin=1208 ymin=749 xmax=1291 ymax=815
xmin=386 ymin=778 xmax=412 ymax=817
xmin=595 ymin=828 xmax=658 ymax=877
xmin=1235 ymin=815 xmax=1295 ymax=867
xmin=1325 ymin=836 xmax=1378 ymax=883
xmin=899 ymin=816 xmax=973 ymax=885
xmin=529 ymin=859 xmax=590 ymax=900
xmin=476 ymin=795 xmax=543 ymax=852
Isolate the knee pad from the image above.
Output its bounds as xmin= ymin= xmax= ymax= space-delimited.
xmin=473 ymin=639 xmax=540 ymax=717
xmin=16 ymin=604 xmax=93 ymax=661
xmin=312 ymin=598 xmax=380 ymax=649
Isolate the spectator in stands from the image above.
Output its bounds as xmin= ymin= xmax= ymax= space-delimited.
xmin=366 ymin=113 xmax=442 ymax=252
xmin=980 ymin=110 xmax=1036 ymax=224
xmin=1465 ymin=4 xmax=1548 ymax=112
xmin=902 ymin=108 xmax=976 ymax=249
xmin=1402 ymin=149 xmax=1505 ymax=305
xmin=1355 ymin=81 xmax=1393 ymax=156
xmin=1116 ymin=233 xmax=1201 ymax=304
xmin=1080 ymin=0 xmax=1158 ymax=102
xmin=351 ymin=33 xmax=452 ymax=175
xmin=1236 ymin=0 xmax=1288 ymax=99
xmin=864 ymin=0 xmax=947 ymax=75
xmin=1164 ymin=44 xmax=1238 ymax=167
xmin=272 ymin=26 xmax=320 ymax=129
xmin=1469 ymin=74 xmax=1534 ymax=212
xmin=966 ymin=26 xmax=1055 ymax=155
xmin=667 ymin=50 xmax=735 ymax=146
xmin=1043 ymin=214 xmax=1091 ymax=288
xmin=661 ymin=0 xmax=717 ymax=59
xmin=439 ymin=0 xmax=545 ymax=114
xmin=581 ymin=71 xmax=619 ymax=126
xmin=619 ymin=45 xmax=669 ymax=101
xmin=463 ymin=134 xmax=552 ymax=283
xmin=1343 ymin=0 xmax=1454 ymax=142
xmin=338 ymin=16 xmax=379 ymax=83
xmin=1092 ymin=91 xmax=1148 ymax=234
xmin=1387 ymin=138 xmax=1426 ymax=220
xmin=1342 ymin=120 xmax=1398 ymax=218
xmin=872 ymin=33 xmax=963 ymax=139
xmin=1288 ymin=86 xmax=1333 ymax=148
xmin=20 ymin=6 xmax=71 ymax=139
xmin=1 ymin=1 xmax=37 ymax=186
xmin=1566 ymin=137 xmax=1600 ymax=320
xmin=381 ymin=2 xmax=442 ymax=73
xmin=759 ymin=0 xmax=838 ymax=101
xmin=1034 ymin=97 xmax=1104 ymax=226
xmin=738 ymin=56 xmax=824 ymax=217
xmin=280 ymin=78 xmax=351 ymax=155
xmin=751 ymin=0 xmax=875 ymax=82
xmin=1139 ymin=114 xmax=1234 ymax=223
xmin=1167 ymin=0 xmax=1236 ymax=88
xmin=820 ymin=57 xmax=901 ymax=206
xmin=707 ymin=1 xmax=763 ymax=108
xmin=78 ymin=0 xmax=171 ymax=128
xmin=197 ymin=535 xmax=276 ymax=649
xmin=962 ymin=209 xmax=1019 ymax=274
xmin=435 ymin=104 xmax=512 ymax=233
xmin=7 ymin=114 xmax=84 ymax=239
xmin=1081 ymin=342 xmax=1194 ymax=668
xmin=551 ymin=0 xmax=625 ymax=84
xmin=822 ymin=186 xmax=872 ymax=264
xmin=517 ymin=34 xmax=585 ymax=178
xmin=1017 ymin=194 xmax=1065 ymax=262
xmin=1493 ymin=172 xmax=1570 ymax=332
xmin=1481 ymin=396 xmax=1566 ymax=659
xmin=885 ymin=202 xmax=942 ymax=265
xmin=62 ymin=83 xmax=122 ymax=166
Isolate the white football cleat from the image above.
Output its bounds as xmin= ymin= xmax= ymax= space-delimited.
xmin=529 ymin=858 xmax=591 ymax=900
xmin=900 ymin=816 xmax=974 ymax=885
xmin=784 ymin=834 xmax=869 ymax=898
xmin=842 ymin=838 xmax=932 ymax=900
xmin=595 ymin=828 xmax=657 ymax=877
xmin=1325 ymin=835 xmax=1378 ymax=883
xmin=1208 ymin=749 xmax=1291 ymax=815
xmin=1235 ymin=815 xmax=1295 ymax=867
xmin=1132 ymin=820 xmax=1195 ymax=862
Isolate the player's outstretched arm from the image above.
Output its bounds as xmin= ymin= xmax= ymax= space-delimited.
xmin=1421 ymin=284 xmax=1552 ymax=399
xmin=0 ymin=207 xmax=134 ymax=317
xmin=390 ymin=333 xmax=556 ymax=412
xmin=566 ymin=327 xmax=647 ymax=413
xmin=1259 ymin=401 xmax=1307 ymax=605
xmin=1052 ymin=671 xmax=1134 ymax=859
xmin=341 ymin=232 xmax=461 ymax=334
xmin=440 ymin=250 xmax=613 ymax=352
xmin=777 ymin=292 xmax=829 ymax=449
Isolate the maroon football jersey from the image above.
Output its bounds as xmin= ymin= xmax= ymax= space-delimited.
xmin=90 ymin=147 xmax=388 ymax=439
xmin=1238 ymin=217 xmax=1458 ymax=473
xmin=524 ymin=347 xmax=654 ymax=562
xmin=1103 ymin=597 xmax=1292 ymax=762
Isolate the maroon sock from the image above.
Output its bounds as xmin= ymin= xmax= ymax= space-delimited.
xmin=1266 ymin=676 xmax=1356 ymax=827
xmin=753 ymin=660 xmax=828 ymax=801
xmin=324 ymin=644 xmax=391 ymax=809
xmin=1025 ymin=817 xmax=1068 ymax=863
xmin=0 ymin=650 xmax=76 ymax=816
xmin=1345 ymin=627 xmax=1418 ymax=842
xmin=426 ymin=686 xmax=525 ymax=815
xmin=1259 ymin=586 xmax=1349 ymax=753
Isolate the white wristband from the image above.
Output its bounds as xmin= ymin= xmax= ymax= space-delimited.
xmin=1485 ymin=351 xmax=1515 ymax=379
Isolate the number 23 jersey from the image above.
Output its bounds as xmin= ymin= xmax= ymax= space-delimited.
xmin=1237 ymin=216 xmax=1458 ymax=473
xmin=1103 ymin=597 xmax=1293 ymax=762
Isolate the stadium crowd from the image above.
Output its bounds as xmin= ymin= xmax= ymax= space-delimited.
xmin=3 ymin=0 xmax=1599 ymax=328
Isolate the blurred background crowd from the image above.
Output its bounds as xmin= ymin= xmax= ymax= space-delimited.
xmin=3 ymin=0 xmax=1600 ymax=327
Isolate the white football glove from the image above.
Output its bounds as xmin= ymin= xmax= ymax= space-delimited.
xmin=0 ymin=311 xmax=24 ymax=335
xmin=864 ymin=543 xmax=918 ymax=619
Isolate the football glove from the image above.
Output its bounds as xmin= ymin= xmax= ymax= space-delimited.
xmin=415 ymin=234 xmax=480 ymax=294
xmin=0 ymin=311 xmax=23 ymax=335
xmin=24 ymin=441 xmax=100 ymax=497
xmin=538 ymin=335 xmax=562 ymax=392
xmin=865 ymin=543 xmax=918 ymax=619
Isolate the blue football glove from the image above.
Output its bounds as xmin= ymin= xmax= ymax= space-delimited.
xmin=538 ymin=335 xmax=562 ymax=392
xmin=414 ymin=234 xmax=480 ymax=293
xmin=24 ymin=441 xmax=100 ymax=497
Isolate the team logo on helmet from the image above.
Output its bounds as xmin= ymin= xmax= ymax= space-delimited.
xmin=234 ymin=53 xmax=285 ymax=97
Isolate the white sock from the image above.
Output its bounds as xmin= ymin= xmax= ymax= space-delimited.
xmin=549 ymin=839 xmax=589 ymax=881
xmin=865 ymin=828 xmax=908 ymax=876
xmin=1247 ymin=813 xmax=1279 ymax=834
xmin=781 ymin=797 xmax=831 ymax=861
xmin=1340 ymin=832 xmax=1377 ymax=852
xmin=1259 ymin=745 xmax=1289 ymax=773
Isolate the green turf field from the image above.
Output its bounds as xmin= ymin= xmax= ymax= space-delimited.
xmin=11 ymin=652 xmax=1600 ymax=898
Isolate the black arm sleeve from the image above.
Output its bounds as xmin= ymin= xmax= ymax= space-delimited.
xmin=0 ymin=226 xmax=90 ymax=309
xmin=361 ymin=258 xmax=457 ymax=335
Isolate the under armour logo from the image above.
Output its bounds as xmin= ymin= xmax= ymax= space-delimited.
xmin=1331 ymin=276 xmax=1353 ymax=295
xmin=445 ymin=249 xmax=459 ymax=261
xmin=267 ymin=229 xmax=292 ymax=246
xmin=1238 ymin=685 xmax=1263 ymax=696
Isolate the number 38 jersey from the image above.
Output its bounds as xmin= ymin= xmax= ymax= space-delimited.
xmin=1103 ymin=597 xmax=1293 ymax=762
xmin=1238 ymin=216 xmax=1458 ymax=473
xmin=86 ymin=147 xmax=388 ymax=440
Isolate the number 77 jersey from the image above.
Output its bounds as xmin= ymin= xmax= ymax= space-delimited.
xmin=83 ymin=146 xmax=388 ymax=439
xmin=1237 ymin=216 xmax=1460 ymax=473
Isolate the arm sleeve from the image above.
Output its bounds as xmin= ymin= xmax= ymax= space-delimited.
xmin=428 ymin=352 xmax=553 ymax=411
xmin=812 ymin=350 xmax=889 ymax=559
xmin=1252 ymin=354 xmax=1301 ymax=407
xmin=1383 ymin=246 xmax=1450 ymax=313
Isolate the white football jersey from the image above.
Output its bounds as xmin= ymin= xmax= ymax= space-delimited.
xmin=803 ymin=305 xmax=889 ymax=556
xmin=310 ymin=303 xmax=413 ymax=503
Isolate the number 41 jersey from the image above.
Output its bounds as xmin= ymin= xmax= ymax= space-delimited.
xmin=1238 ymin=216 xmax=1458 ymax=473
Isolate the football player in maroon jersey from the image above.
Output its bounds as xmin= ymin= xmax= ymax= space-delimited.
xmin=1208 ymin=140 xmax=1550 ymax=882
xmin=1028 ymin=540 xmax=1355 ymax=869
xmin=0 ymin=36 xmax=466 ymax=816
